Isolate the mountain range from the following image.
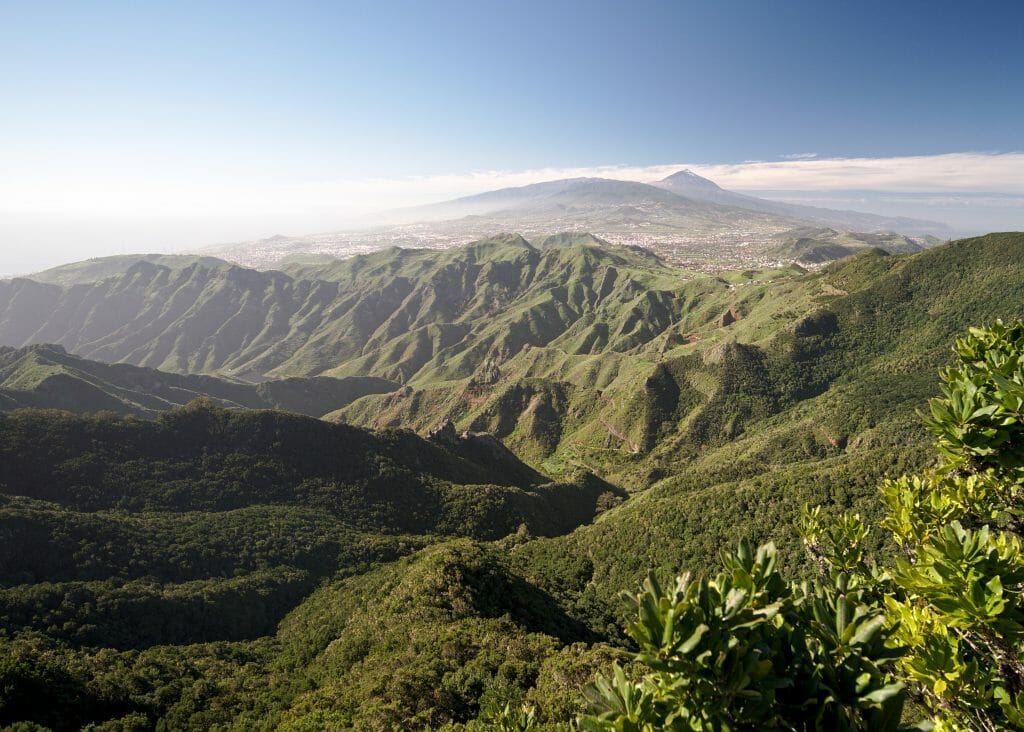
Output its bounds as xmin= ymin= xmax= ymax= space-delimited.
xmin=0 ymin=234 xmax=715 ymax=383
xmin=1 ymin=232 xmax=1019 ymax=488
xmin=201 ymin=171 xmax=950 ymax=269
xmin=0 ymin=228 xmax=949 ymax=395
xmin=1 ymin=230 xmax=1021 ymax=730
xmin=25 ymin=254 xmax=232 ymax=287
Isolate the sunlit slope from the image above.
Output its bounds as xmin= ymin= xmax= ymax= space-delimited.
xmin=506 ymin=232 xmax=1024 ymax=622
xmin=333 ymin=261 xmax=824 ymax=475
xmin=338 ymin=233 xmax=1024 ymax=486
xmin=0 ymin=234 xmax=704 ymax=382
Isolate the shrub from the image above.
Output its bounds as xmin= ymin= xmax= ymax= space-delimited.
xmin=578 ymin=320 xmax=1024 ymax=731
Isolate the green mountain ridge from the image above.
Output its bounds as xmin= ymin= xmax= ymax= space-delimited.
xmin=1 ymin=232 xmax=1023 ymax=730
xmin=505 ymin=232 xmax=1024 ymax=625
xmin=335 ymin=234 xmax=1022 ymax=490
xmin=0 ymin=234 xmax=706 ymax=384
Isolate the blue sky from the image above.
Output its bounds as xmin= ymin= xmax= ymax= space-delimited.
xmin=1 ymin=0 xmax=1022 ymax=271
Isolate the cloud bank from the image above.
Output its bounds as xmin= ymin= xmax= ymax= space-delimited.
xmin=686 ymin=152 xmax=1024 ymax=194
xmin=351 ymin=152 xmax=1024 ymax=210
xmin=1 ymin=152 xmax=1021 ymax=275
xmin=2 ymin=152 xmax=1021 ymax=223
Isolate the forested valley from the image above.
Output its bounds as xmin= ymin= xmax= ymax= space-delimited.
xmin=1 ymin=233 xmax=1022 ymax=730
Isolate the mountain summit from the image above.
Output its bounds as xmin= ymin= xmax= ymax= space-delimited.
xmin=201 ymin=172 xmax=950 ymax=269
xmin=653 ymin=169 xmax=949 ymax=236
xmin=657 ymin=169 xmax=725 ymax=193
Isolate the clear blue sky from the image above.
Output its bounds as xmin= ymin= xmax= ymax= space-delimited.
xmin=3 ymin=0 xmax=1022 ymax=180
xmin=1 ymin=0 xmax=1022 ymax=273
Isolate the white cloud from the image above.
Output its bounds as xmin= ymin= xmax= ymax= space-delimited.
xmin=686 ymin=152 xmax=1024 ymax=194
xmin=368 ymin=152 xmax=1024 ymax=203
xmin=0 ymin=152 xmax=1021 ymax=228
xmin=2 ymin=151 xmax=1023 ymax=273
xmin=780 ymin=152 xmax=819 ymax=160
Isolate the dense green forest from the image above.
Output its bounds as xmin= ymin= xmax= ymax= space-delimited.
xmin=0 ymin=406 xmax=616 ymax=729
xmin=0 ymin=233 xmax=1022 ymax=729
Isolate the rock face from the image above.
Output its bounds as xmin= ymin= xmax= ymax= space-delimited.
xmin=428 ymin=418 xmax=459 ymax=445
xmin=721 ymin=307 xmax=740 ymax=327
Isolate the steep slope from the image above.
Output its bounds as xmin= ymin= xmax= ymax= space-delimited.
xmin=2 ymin=235 xmax=1021 ymax=731
xmin=0 ymin=343 xmax=398 ymax=417
xmin=655 ymin=169 xmax=951 ymax=236
xmin=507 ymin=231 xmax=1024 ymax=627
xmin=332 ymin=261 xmax=811 ymax=476
xmin=0 ymin=234 xmax=706 ymax=383
xmin=337 ymin=233 xmax=1024 ymax=488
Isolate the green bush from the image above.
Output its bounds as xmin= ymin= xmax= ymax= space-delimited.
xmin=577 ymin=541 xmax=904 ymax=731
xmin=807 ymin=320 xmax=1024 ymax=730
xmin=578 ymin=320 xmax=1024 ymax=731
